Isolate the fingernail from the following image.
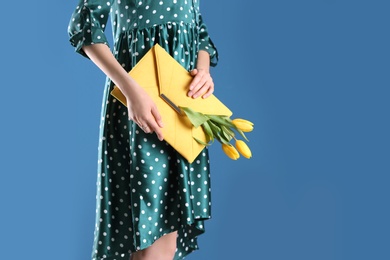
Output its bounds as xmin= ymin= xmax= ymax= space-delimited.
xmin=188 ymin=91 xmax=192 ymax=96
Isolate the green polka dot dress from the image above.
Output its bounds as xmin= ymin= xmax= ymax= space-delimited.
xmin=68 ymin=1 xmax=218 ymax=259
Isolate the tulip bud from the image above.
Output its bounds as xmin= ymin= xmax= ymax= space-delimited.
xmin=231 ymin=118 xmax=254 ymax=132
xmin=235 ymin=140 xmax=252 ymax=159
xmin=222 ymin=143 xmax=240 ymax=160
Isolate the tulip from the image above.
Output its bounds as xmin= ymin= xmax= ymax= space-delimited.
xmin=231 ymin=118 xmax=254 ymax=132
xmin=235 ymin=140 xmax=252 ymax=159
xmin=222 ymin=143 xmax=240 ymax=160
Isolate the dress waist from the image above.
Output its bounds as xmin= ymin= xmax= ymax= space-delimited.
xmin=113 ymin=21 xmax=199 ymax=47
xmin=110 ymin=1 xmax=200 ymax=40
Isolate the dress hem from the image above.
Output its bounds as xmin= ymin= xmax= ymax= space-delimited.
xmin=92 ymin=220 xmax=207 ymax=260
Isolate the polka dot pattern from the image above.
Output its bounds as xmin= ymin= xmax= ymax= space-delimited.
xmin=68 ymin=1 xmax=218 ymax=259
xmin=68 ymin=0 xmax=218 ymax=65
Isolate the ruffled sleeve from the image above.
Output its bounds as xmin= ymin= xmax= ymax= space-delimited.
xmin=197 ymin=14 xmax=219 ymax=67
xmin=67 ymin=0 xmax=113 ymax=58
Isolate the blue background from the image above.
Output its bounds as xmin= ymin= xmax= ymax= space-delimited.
xmin=1 ymin=0 xmax=389 ymax=259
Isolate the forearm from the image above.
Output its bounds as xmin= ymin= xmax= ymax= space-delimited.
xmin=82 ymin=44 xmax=139 ymax=97
xmin=82 ymin=43 xmax=164 ymax=139
xmin=196 ymin=50 xmax=211 ymax=71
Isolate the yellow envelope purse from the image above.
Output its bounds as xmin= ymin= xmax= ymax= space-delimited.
xmin=111 ymin=44 xmax=232 ymax=163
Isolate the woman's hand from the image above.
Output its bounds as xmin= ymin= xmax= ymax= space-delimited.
xmin=188 ymin=68 xmax=214 ymax=99
xmin=124 ymin=84 xmax=164 ymax=141
xmin=188 ymin=50 xmax=213 ymax=99
xmin=82 ymin=43 xmax=164 ymax=140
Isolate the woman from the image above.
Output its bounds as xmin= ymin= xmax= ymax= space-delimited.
xmin=68 ymin=0 xmax=218 ymax=259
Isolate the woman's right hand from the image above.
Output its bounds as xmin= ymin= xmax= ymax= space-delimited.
xmin=123 ymin=84 xmax=164 ymax=141
xmin=81 ymin=44 xmax=164 ymax=141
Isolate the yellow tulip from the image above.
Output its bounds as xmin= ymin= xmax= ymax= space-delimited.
xmin=222 ymin=143 xmax=240 ymax=160
xmin=231 ymin=118 xmax=254 ymax=132
xmin=235 ymin=140 xmax=252 ymax=159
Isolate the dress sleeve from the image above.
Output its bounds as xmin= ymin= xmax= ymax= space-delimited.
xmin=197 ymin=14 xmax=219 ymax=67
xmin=67 ymin=0 xmax=113 ymax=58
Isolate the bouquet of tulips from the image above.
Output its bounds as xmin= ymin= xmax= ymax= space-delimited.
xmin=180 ymin=107 xmax=254 ymax=160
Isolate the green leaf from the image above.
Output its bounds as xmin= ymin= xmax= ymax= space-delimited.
xmin=208 ymin=115 xmax=235 ymax=128
xmin=208 ymin=120 xmax=231 ymax=144
xmin=193 ymin=136 xmax=211 ymax=146
xmin=221 ymin=125 xmax=234 ymax=142
xmin=208 ymin=120 xmax=221 ymax=135
xmin=236 ymin=128 xmax=249 ymax=142
xmin=216 ymin=132 xmax=231 ymax=145
xmin=180 ymin=107 xmax=209 ymax=128
xmin=221 ymin=125 xmax=235 ymax=139
xmin=222 ymin=116 xmax=233 ymax=122
xmin=201 ymin=121 xmax=214 ymax=142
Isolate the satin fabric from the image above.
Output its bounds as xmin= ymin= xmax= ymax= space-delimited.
xmin=68 ymin=1 xmax=218 ymax=259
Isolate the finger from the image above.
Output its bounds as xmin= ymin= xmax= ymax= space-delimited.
xmin=136 ymin=121 xmax=149 ymax=133
xmin=134 ymin=116 xmax=146 ymax=129
xmin=190 ymin=69 xmax=198 ymax=76
xmin=147 ymin=119 xmax=164 ymax=141
xmin=193 ymin=84 xmax=210 ymax=99
xmin=142 ymin=125 xmax=151 ymax=133
xmin=191 ymin=78 xmax=209 ymax=98
xmin=133 ymin=118 xmax=143 ymax=129
xmin=202 ymin=83 xmax=214 ymax=99
xmin=189 ymin=71 xmax=204 ymax=91
xmin=148 ymin=106 xmax=164 ymax=141
xmin=189 ymin=76 xmax=207 ymax=97
xmin=189 ymin=79 xmax=200 ymax=93
xmin=151 ymin=106 xmax=164 ymax=128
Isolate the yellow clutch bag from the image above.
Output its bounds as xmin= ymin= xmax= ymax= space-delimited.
xmin=110 ymin=44 xmax=232 ymax=163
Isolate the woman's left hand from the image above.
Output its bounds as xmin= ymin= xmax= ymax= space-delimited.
xmin=188 ymin=68 xmax=214 ymax=99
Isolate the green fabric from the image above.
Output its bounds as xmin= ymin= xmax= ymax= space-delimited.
xmin=68 ymin=1 xmax=218 ymax=259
